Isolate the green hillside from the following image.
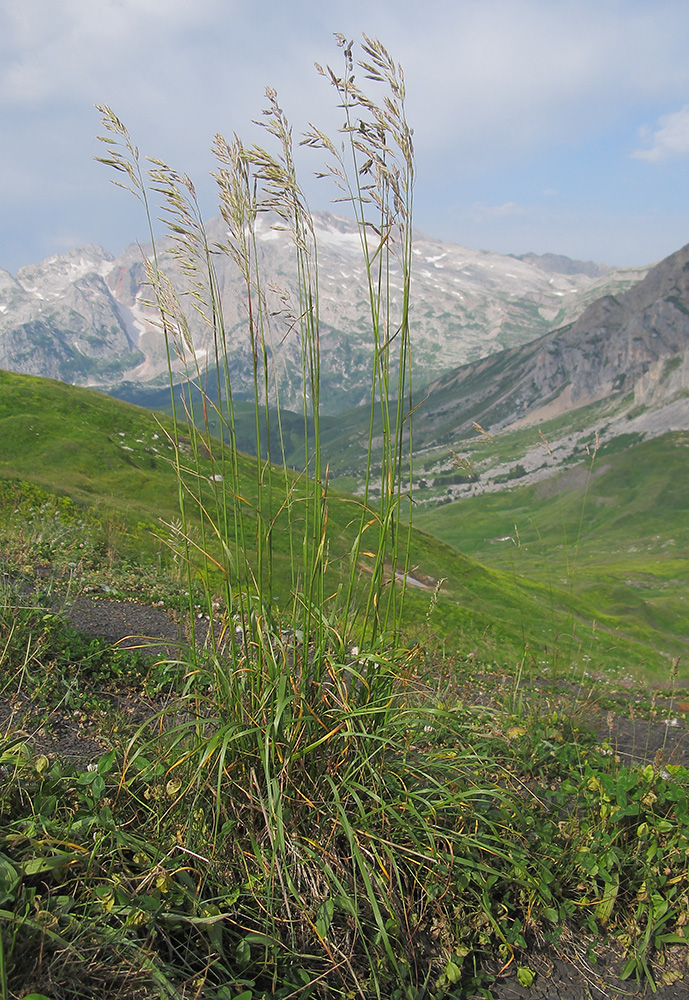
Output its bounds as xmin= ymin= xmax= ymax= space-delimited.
xmin=109 ymin=380 xmax=371 ymax=477
xmin=416 ymin=431 xmax=689 ymax=670
xmin=0 ymin=369 xmax=681 ymax=680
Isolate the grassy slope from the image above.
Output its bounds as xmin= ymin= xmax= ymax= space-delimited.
xmin=416 ymin=431 xmax=689 ymax=675
xmin=0 ymin=369 xmax=676 ymax=677
xmin=109 ymin=380 xmax=370 ymax=475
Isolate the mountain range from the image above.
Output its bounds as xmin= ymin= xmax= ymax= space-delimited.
xmin=396 ymin=241 xmax=689 ymax=503
xmin=3 ymin=213 xmax=688 ymax=506
xmin=216 ymin=238 xmax=685 ymax=500
xmin=0 ymin=213 xmax=648 ymax=414
xmin=421 ymin=241 xmax=689 ymax=436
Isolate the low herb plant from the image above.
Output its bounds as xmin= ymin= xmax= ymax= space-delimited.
xmin=0 ymin=580 xmax=166 ymax=718
xmin=1 ymin=679 xmax=687 ymax=997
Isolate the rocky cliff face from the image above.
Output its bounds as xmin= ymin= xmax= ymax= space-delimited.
xmin=533 ymin=245 xmax=689 ymax=404
xmin=0 ymin=214 xmax=646 ymax=414
xmin=0 ymin=246 xmax=143 ymax=383
xmin=416 ymin=242 xmax=689 ymax=444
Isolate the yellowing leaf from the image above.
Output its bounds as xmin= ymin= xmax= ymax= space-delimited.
xmin=507 ymin=726 xmax=526 ymax=738
xmin=34 ymin=755 xmax=50 ymax=775
xmin=166 ymin=777 xmax=182 ymax=798
xmin=101 ymin=889 xmax=115 ymax=912
xmin=156 ymin=871 xmax=172 ymax=892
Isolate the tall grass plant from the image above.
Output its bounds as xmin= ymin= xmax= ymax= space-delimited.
xmin=96 ymin=36 xmax=479 ymax=996
xmin=97 ymin=34 xmax=414 ymax=663
xmin=94 ymin=36 xmax=536 ymax=998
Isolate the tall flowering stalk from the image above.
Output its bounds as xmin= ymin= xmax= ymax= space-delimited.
xmin=97 ymin=35 xmax=414 ymax=665
xmin=304 ymin=35 xmax=415 ymax=647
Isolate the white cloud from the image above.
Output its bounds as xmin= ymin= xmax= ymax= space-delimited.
xmin=632 ymin=105 xmax=689 ymax=162
xmin=393 ymin=0 xmax=689 ymax=167
xmin=4 ymin=0 xmax=689 ymax=271
xmin=3 ymin=0 xmax=689 ymax=172
xmin=0 ymin=0 xmax=234 ymax=105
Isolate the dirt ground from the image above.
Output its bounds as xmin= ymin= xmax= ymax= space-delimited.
xmin=482 ymin=936 xmax=689 ymax=999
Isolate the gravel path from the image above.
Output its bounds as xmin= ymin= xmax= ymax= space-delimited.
xmin=65 ymin=593 xmax=188 ymax=657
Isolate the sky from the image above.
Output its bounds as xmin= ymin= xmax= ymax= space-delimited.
xmin=2 ymin=0 xmax=689 ymax=274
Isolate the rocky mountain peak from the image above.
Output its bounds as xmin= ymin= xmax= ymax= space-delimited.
xmin=15 ymin=245 xmax=114 ymax=299
xmin=417 ymin=240 xmax=689 ymax=450
xmin=0 ymin=215 xmax=650 ymax=410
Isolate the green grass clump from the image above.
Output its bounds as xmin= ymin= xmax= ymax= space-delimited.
xmin=1 ymin=597 xmax=687 ymax=998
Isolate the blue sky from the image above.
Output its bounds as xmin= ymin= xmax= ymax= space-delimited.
xmin=2 ymin=0 xmax=689 ymax=273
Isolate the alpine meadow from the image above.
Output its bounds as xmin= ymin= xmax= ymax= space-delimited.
xmin=0 ymin=35 xmax=688 ymax=1000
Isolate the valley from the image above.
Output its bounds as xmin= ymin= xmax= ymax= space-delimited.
xmin=0 ymin=367 xmax=674 ymax=678
xmin=416 ymin=430 xmax=689 ymax=667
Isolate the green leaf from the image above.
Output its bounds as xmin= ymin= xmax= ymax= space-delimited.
xmin=316 ymin=897 xmax=334 ymax=938
xmin=655 ymin=933 xmax=689 ymax=947
xmin=0 ymin=853 xmax=20 ymax=894
xmin=235 ymin=938 xmax=251 ymax=965
xmin=219 ymin=885 xmax=240 ymax=907
xmin=243 ymin=932 xmax=275 ymax=946
xmin=24 ymin=852 xmax=79 ymax=876
xmin=595 ymin=871 xmax=619 ymax=925
xmin=517 ymin=967 xmax=535 ymax=987
xmin=620 ymin=957 xmax=639 ymax=981
xmin=97 ymin=749 xmax=117 ymax=774
xmin=444 ymin=960 xmax=462 ymax=984
xmin=335 ymin=893 xmax=356 ymax=915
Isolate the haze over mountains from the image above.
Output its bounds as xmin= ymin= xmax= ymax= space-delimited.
xmin=0 ymin=212 xmax=648 ymax=414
